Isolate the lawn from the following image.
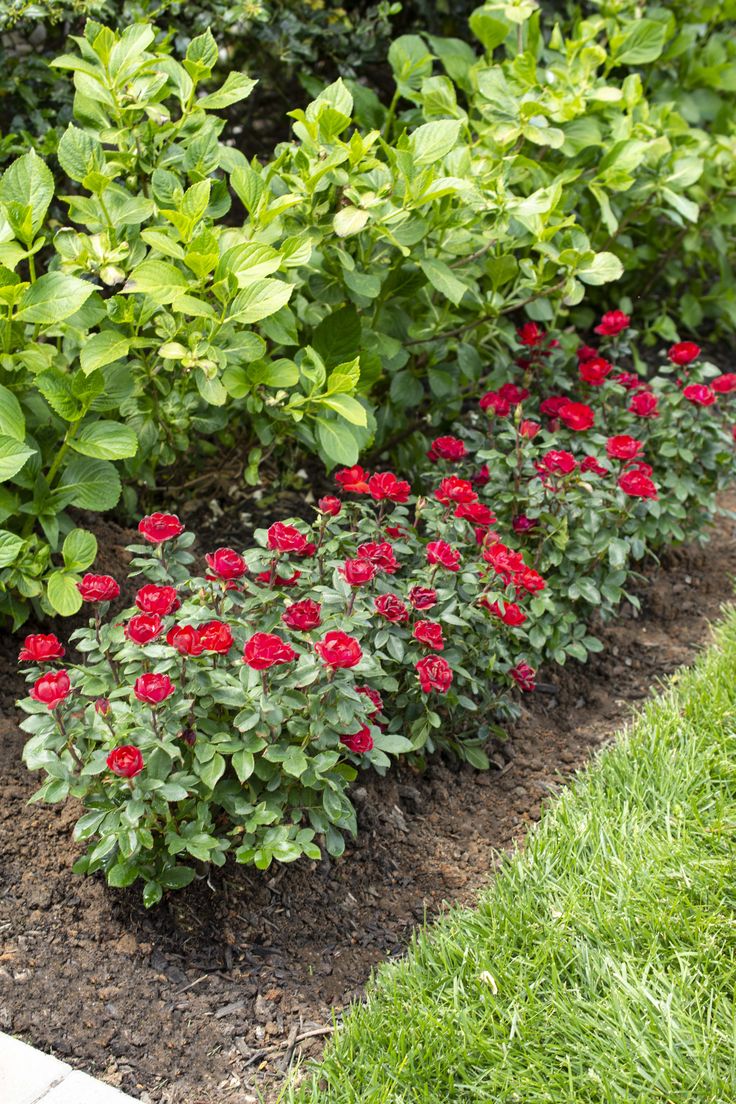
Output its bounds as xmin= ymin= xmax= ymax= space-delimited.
xmin=286 ymin=610 xmax=736 ymax=1104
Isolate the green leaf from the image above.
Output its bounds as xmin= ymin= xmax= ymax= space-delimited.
xmin=0 ymin=435 xmax=34 ymax=482
xmin=0 ymin=384 xmax=25 ymax=441
xmin=320 ymin=394 xmax=367 ymax=427
xmin=16 ymin=273 xmax=95 ymax=324
xmin=57 ymin=125 xmax=106 ymax=185
xmin=143 ymin=881 xmax=163 ymax=908
xmin=36 ymin=369 xmax=82 ymax=421
xmin=577 ymin=252 xmax=624 ymax=286
xmin=316 ymin=418 xmax=360 ymax=466
xmin=46 ymin=570 xmax=83 ymax=616
xmin=199 ymin=752 xmax=225 ymax=790
xmin=611 ymin=19 xmax=667 ymax=66
xmin=333 ymin=207 xmax=370 ymax=238
xmin=122 ymin=260 xmax=190 ymax=304
xmin=58 ymin=456 xmax=122 ymax=511
xmin=282 ymin=746 xmax=308 ymax=778
xmin=218 ymin=242 xmax=282 ymax=285
xmin=62 ymin=527 xmax=98 ymax=572
xmin=232 ymin=749 xmax=255 ymax=783
xmin=419 ymin=258 xmax=468 ymax=306
xmin=70 ymin=421 xmax=138 ymax=461
xmin=199 ymin=72 xmax=257 ymax=110
xmin=409 ymin=120 xmax=462 ymax=166
xmin=228 ymin=278 xmax=293 ymax=323
xmin=312 ymin=306 xmax=361 ymax=368
xmin=80 ymin=332 xmax=130 ymax=375
xmin=469 ymin=9 xmax=510 ymax=52
xmin=0 ymin=149 xmax=54 ymax=243
xmin=0 ymin=529 xmax=24 ymax=566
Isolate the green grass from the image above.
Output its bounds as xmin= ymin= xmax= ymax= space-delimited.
xmin=284 ymin=610 xmax=736 ymax=1104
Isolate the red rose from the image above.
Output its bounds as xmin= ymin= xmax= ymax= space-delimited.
xmin=579 ymin=356 xmax=613 ymax=386
xmin=510 ymin=662 xmax=536 ymax=692
xmin=435 ymin=476 xmax=477 ymax=506
xmin=683 ymin=383 xmax=716 ymax=407
xmin=356 ymin=686 xmax=383 ymax=717
xmin=243 ymin=632 xmax=297 ymax=670
xmin=374 ymin=593 xmax=410 ymax=623
xmin=138 ymin=513 xmax=185 ymax=544
xmin=205 ymin=547 xmax=248 ymax=580
xmin=538 ymin=449 xmax=577 ymax=475
xmin=618 ymin=470 xmax=658 ymax=499
xmin=471 ymin=464 xmax=490 ymax=486
xmin=95 ymin=697 xmax=111 ymax=716
xmin=341 ymin=724 xmax=374 ymax=754
xmin=357 ymin=541 xmax=399 ymax=574
xmin=426 ymin=540 xmax=461 ymax=572
xmin=256 ymin=569 xmax=301 ymax=588
xmin=479 ymin=390 xmax=511 ymax=417
xmin=107 ymin=745 xmax=144 ymax=779
xmin=516 ymin=321 xmax=545 ymax=347
xmin=539 ymin=396 xmax=568 ymax=418
xmin=315 ymin=630 xmax=362 ymax=669
xmin=166 ymin=623 xmax=203 ymax=655
xmin=341 ymin=558 xmax=376 ymax=587
xmin=368 ymin=472 xmax=411 ymax=503
xmin=558 ymin=400 xmax=594 ymax=431
xmin=413 ymin=620 xmax=444 ymax=651
xmin=628 ymin=391 xmax=659 ymax=418
xmin=198 ymin=620 xmax=234 ymax=654
xmin=135 ymin=584 xmax=179 ymax=615
xmin=512 ymin=515 xmax=537 ymax=534
xmin=30 ymin=669 xmax=71 ymax=709
xmin=482 ymin=599 xmax=527 ymax=626
xmin=267 ymin=522 xmax=308 ymax=554
xmin=576 ymin=344 xmax=598 ymax=361
xmin=77 ymin=573 xmax=120 ymax=603
xmin=581 ymin=456 xmax=608 ymax=476
xmin=455 ymin=501 xmax=495 ymax=527
xmin=335 ymin=465 xmax=370 ymax=494
xmin=519 ymin=419 xmax=541 ymax=438
xmin=594 ymin=310 xmax=630 ymax=336
xmin=712 ymin=374 xmax=736 ymax=394
xmin=498 ymin=382 xmax=529 ymax=405
xmin=126 ymin=613 xmax=164 ymax=645
xmin=606 ymin=435 xmax=644 ymax=461
xmin=408 ymin=585 xmax=437 ymax=610
xmin=283 ymin=598 xmax=322 ymax=631
xmin=613 ymin=372 xmax=641 ymax=390
xmin=318 ymin=495 xmax=342 ymax=516
xmin=427 ymin=435 xmax=466 ymax=462
xmin=668 ymin=341 xmax=701 ymax=366
xmin=134 ymin=672 xmax=175 ymax=704
xmin=416 ymin=655 xmax=453 ymax=694
xmin=515 ymin=566 xmax=545 ymax=594
xmin=19 ymin=633 xmax=65 ymax=662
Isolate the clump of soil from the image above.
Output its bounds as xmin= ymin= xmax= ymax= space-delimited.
xmin=1 ymin=501 xmax=735 ymax=1104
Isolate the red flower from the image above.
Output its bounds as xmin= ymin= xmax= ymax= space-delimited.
xmin=19 ymin=634 xmax=65 ymax=662
xmin=427 ymin=435 xmax=466 ymax=462
xmin=30 ymin=670 xmax=71 ymax=709
xmin=199 ymin=620 xmax=234 ymax=655
xmin=515 ymin=567 xmax=546 ymax=594
xmin=510 ymin=661 xmax=536 ymax=692
xmin=267 ymin=522 xmax=308 ymax=554
xmin=256 ymin=569 xmax=302 ymax=588
xmin=138 ymin=513 xmax=185 ymax=544
xmin=134 ymin=672 xmax=175 ymax=704
xmin=594 ymin=310 xmax=630 ymax=336
xmin=335 ymin=465 xmax=370 ymax=494
xmin=613 ymin=372 xmax=641 ymax=390
xmin=416 ymin=655 xmax=453 ymax=694
xmin=538 ymin=449 xmax=577 ymax=475
xmin=606 ymin=435 xmax=644 ymax=461
xmin=205 ymin=548 xmax=248 ymax=580
xmin=408 ymin=585 xmax=437 ymax=610
xmin=482 ymin=599 xmax=527 ymax=626
xmin=358 ymin=541 xmax=399 ymax=574
xmin=126 ymin=613 xmax=164 ymax=645
xmin=374 ymin=593 xmax=410 ymax=623
xmin=479 ymin=390 xmax=511 ymax=417
xmin=512 ymin=514 xmax=537 ymax=533
xmin=413 ymin=620 xmax=444 ymax=651
xmin=683 ymin=383 xmax=716 ymax=407
xmin=426 ymin=540 xmax=461 ymax=572
xmin=628 ymin=391 xmax=659 ymax=418
xmin=668 ymin=341 xmax=701 ymax=366
xmin=455 ymin=501 xmax=496 ymax=527
xmin=519 ymin=419 xmax=541 ymax=439
xmin=712 ymin=374 xmax=736 ymax=394
xmin=341 ymin=558 xmax=376 ymax=587
xmin=318 ymin=495 xmax=342 ymax=516
xmin=517 ymin=322 xmax=546 ymax=347
xmin=471 ymin=464 xmax=490 ymax=486
xmin=576 ymin=344 xmax=598 ymax=361
xmin=356 ymin=686 xmax=383 ymax=717
xmin=166 ymin=624 xmax=204 ymax=655
xmin=77 ymin=574 xmax=120 ymax=603
xmin=135 ymin=584 xmax=179 ymax=615
xmin=341 ymin=724 xmax=374 ymax=754
xmin=368 ymin=471 xmax=411 ymax=503
xmin=540 ymin=396 xmax=568 ymax=418
xmin=581 ymin=456 xmax=608 ymax=477
xmin=434 ymin=476 xmax=477 ymax=506
xmin=243 ymin=632 xmax=297 ymax=670
xmin=282 ymin=599 xmax=322 ymax=631
xmin=579 ymin=357 xmax=613 ymax=386
xmin=315 ymin=630 xmax=363 ymax=669
xmin=618 ymin=470 xmax=658 ymax=499
xmin=95 ymin=697 xmax=111 ymax=716
xmin=498 ymin=382 xmax=530 ymax=405
xmin=107 ymin=745 xmax=144 ymax=779
xmin=558 ymin=400 xmax=594 ymax=431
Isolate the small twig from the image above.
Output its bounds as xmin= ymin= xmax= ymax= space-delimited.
xmin=278 ymin=1022 xmax=300 ymax=1073
xmin=174 ymin=974 xmax=210 ymax=995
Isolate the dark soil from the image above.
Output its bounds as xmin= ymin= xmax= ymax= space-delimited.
xmin=1 ymin=499 xmax=735 ymax=1104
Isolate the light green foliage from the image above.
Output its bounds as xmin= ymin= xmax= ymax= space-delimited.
xmin=287 ymin=609 xmax=736 ymax=1103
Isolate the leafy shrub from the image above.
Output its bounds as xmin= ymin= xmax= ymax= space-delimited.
xmin=18 ymin=483 xmax=541 ymax=902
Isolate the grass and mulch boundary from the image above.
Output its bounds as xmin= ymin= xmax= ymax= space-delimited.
xmin=285 ymin=606 xmax=736 ymax=1104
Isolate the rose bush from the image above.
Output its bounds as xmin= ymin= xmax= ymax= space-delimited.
xmin=18 ymin=488 xmax=544 ymax=902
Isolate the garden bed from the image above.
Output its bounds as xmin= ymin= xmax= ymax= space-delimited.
xmin=1 ymin=495 xmax=735 ymax=1104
